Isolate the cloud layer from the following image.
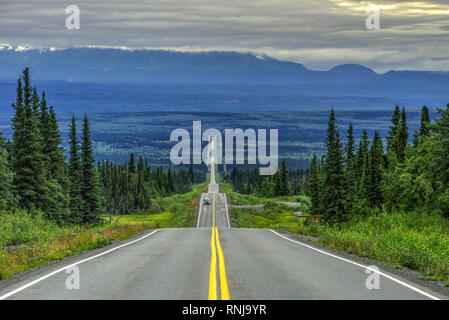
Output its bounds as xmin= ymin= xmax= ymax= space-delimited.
xmin=1 ymin=0 xmax=449 ymax=72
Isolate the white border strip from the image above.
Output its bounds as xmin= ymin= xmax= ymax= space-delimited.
xmin=197 ymin=193 xmax=204 ymax=228
xmin=0 ymin=229 xmax=159 ymax=300
xmin=224 ymin=194 xmax=231 ymax=229
xmin=269 ymin=229 xmax=440 ymax=300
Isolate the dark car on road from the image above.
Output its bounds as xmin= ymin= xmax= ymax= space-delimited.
xmin=203 ymin=198 xmax=211 ymax=205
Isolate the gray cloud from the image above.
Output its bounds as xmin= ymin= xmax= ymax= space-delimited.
xmin=1 ymin=0 xmax=449 ymax=72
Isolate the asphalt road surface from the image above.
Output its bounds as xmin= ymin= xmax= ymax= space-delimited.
xmin=0 ymin=227 xmax=443 ymax=300
xmin=0 ymin=137 xmax=444 ymax=300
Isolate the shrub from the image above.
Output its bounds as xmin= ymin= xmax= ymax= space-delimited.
xmin=0 ymin=209 xmax=60 ymax=247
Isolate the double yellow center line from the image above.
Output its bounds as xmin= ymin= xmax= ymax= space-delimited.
xmin=208 ymin=192 xmax=230 ymax=300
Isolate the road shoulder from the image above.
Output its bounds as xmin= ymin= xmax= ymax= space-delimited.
xmin=272 ymin=228 xmax=449 ymax=299
xmin=0 ymin=228 xmax=157 ymax=297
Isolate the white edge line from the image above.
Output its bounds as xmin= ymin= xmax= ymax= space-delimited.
xmin=197 ymin=193 xmax=204 ymax=228
xmin=224 ymin=193 xmax=231 ymax=229
xmin=269 ymin=229 xmax=440 ymax=300
xmin=0 ymin=229 xmax=159 ymax=300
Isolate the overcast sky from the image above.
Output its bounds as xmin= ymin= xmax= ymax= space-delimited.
xmin=1 ymin=0 xmax=449 ymax=72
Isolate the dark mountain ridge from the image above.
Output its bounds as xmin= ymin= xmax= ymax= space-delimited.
xmin=0 ymin=47 xmax=448 ymax=112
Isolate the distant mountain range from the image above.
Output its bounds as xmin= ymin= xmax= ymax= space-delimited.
xmin=0 ymin=47 xmax=448 ymax=112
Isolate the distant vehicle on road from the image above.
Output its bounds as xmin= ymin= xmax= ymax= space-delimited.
xmin=203 ymin=198 xmax=211 ymax=205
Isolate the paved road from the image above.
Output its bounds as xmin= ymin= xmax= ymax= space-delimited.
xmin=0 ymin=136 xmax=444 ymax=300
xmin=0 ymin=229 xmax=211 ymax=300
xmin=0 ymin=227 xmax=441 ymax=300
xmin=197 ymin=137 xmax=230 ymax=229
xmin=197 ymin=192 xmax=230 ymax=228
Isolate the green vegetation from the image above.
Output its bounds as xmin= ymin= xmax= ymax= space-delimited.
xmin=98 ymin=155 xmax=198 ymax=215
xmin=3 ymin=68 xmax=104 ymax=224
xmin=230 ymin=104 xmax=449 ymax=285
xmin=310 ymin=105 xmax=449 ymax=222
xmin=0 ymin=68 xmax=206 ymax=280
xmin=230 ymin=201 xmax=309 ymax=234
xmin=1 ymin=68 xmax=203 ymax=225
xmin=229 ymin=192 xmax=307 ymax=206
xmin=227 ymin=161 xmax=307 ymax=197
xmin=302 ymin=210 xmax=449 ymax=285
xmin=0 ymin=182 xmax=206 ymax=280
xmin=118 ymin=183 xmax=207 ymax=228
xmin=0 ymin=209 xmax=153 ymax=280
xmin=230 ymin=193 xmax=449 ymax=285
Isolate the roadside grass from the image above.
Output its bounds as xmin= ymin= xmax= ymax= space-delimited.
xmin=0 ymin=217 xmax=152 ymax=280
xmin=0 ymin=183 xmax=207 ymax=280
xmin=229 ymin=191 xmax=309 ymax=206
xmin=118 ymin=182 xmax=207 ymax=228
xmin=230 ymin=202 xmax=307 ymax=234
xmin=229 ymin=192 xmax=449 ymax=285
xmin=303 ymin=210 xmax=449 ymax=285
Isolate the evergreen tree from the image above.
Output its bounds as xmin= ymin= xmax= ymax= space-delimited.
xmin=280 ymin=159 xmax=292 ymax=196
xmin=0 ymin=134 xmax=16 ymax=210
xmin=80 ymin=113 xmax=102 ymax=224
xmin=396 ymin=107 xmax=409 ymax=163
xmin=167 ymin=168 xmax=174 ymax=193
xmin=364 ymin=131 xmax=384 ymax=208
xmin=414 ymin=106 xmax=431 ymax=148
xmin=433 ymin=104 xmax=449 ymax=187
xmin=345 ymin=123 xmax=355 ymax=165
xmin=68 ymin=114 xmax=83 ymax=223
xmin=31 ymin=87 xmax=41 ymax=119
xmin=343 ymin=124 xmax=357 ymax=218
xmin=322 ymin=109 xmax=345 ymax=223
xmin=128 ymin=152 xmax=136 ymax=174
xmin=11 ymin=68 xmax=47 ymax=210
xmin=137 ymin=156 xmax=144 ymax=173
xmin=355 ymin=129 xmax=369 ymax=175
xmin=387 ymin=105 xmax=401 ymax=155
xmin=38 ymin=92 xmax=50 ymax=159
xmin=274 ymin=170 xmax=282 ymax=196
xmin=419 ymin=106 xmax=430 ymax=138
xmin=46 ymin=106 xmax=66 ymax=183
xmin=412 ymin=129 xmax=420 ymax=148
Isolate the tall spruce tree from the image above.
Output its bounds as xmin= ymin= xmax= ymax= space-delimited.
xmin=68 ymin=114 xmax=83 ymax=223
xmin=345 ymin=123 xmax=355 ymax=165
xmin=364 ymin=131 xmax=384 ymax=208
xmin=128 ymin=152 xmax=136 ymax=174
xmin=11 ymin=68 xmax=47 ymax=210
xmin=412 ymin=129 xmax=420 ymax=148
xmin=419 ymin=106 xmax=430 ymax=137
xmin=343 ymin=123 xmax=357 ymax=218
xmin=280 ymin=159 xmax=292 ymax=196
xmin=31 ymin=87 xmax=40 ymax=117
xmin=80 ymin=113 xmax=102 ymax=224
xmin=396 ymin=107 xmax=409 ymax=163
xmin=387 ymin=105 xmax=401 ymax=156
xmin=323 ymin=109 xmax=345 ymax=223
xmin=45 ymin=106 xmax=66 ymax=183
xmin=415 ymin=105 xmax=431 ymax=149
xmin=355 ymin=129 xmax=369 ymax=176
